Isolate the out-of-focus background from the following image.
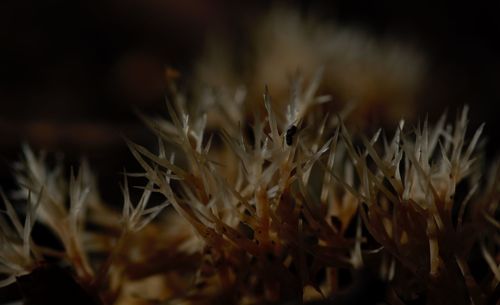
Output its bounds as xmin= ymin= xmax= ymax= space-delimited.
xmin=1 ymin=0 xmax=500 ymax=203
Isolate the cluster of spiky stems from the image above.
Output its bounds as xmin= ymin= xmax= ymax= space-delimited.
xmin=0 ymin=79 xmax=499 ymax=305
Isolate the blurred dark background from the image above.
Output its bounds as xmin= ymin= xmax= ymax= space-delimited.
xmin=1 ymin=0 xmax=500 ymax=203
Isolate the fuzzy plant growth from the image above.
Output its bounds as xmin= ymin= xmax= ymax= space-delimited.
xmin=0 ymin=77 xmax=499 ymax=305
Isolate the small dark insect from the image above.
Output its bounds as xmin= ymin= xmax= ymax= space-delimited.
xmin=286 ymin=125 xmax=297 ymax=146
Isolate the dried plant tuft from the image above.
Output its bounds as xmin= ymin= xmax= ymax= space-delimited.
xmin=0 ymin=78 xmax=498 ymax=305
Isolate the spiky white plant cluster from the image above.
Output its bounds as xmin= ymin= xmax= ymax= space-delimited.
xmin=0 ymin=147 xmax=174 ymax=304
xmin=123 ymin=78 xmax=365 ymax=303
xmin=340 ymin=108 xmax=499 ymax=304
xmin=128 ymin=82 xmax=499 ymax=304
xmin=0 ymin=146 xmax=99 ymax=286
xmin=0 ymin=77 xmax=498 ymax=305
xmin=0 ymin=187 xmax=38 ymax=287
